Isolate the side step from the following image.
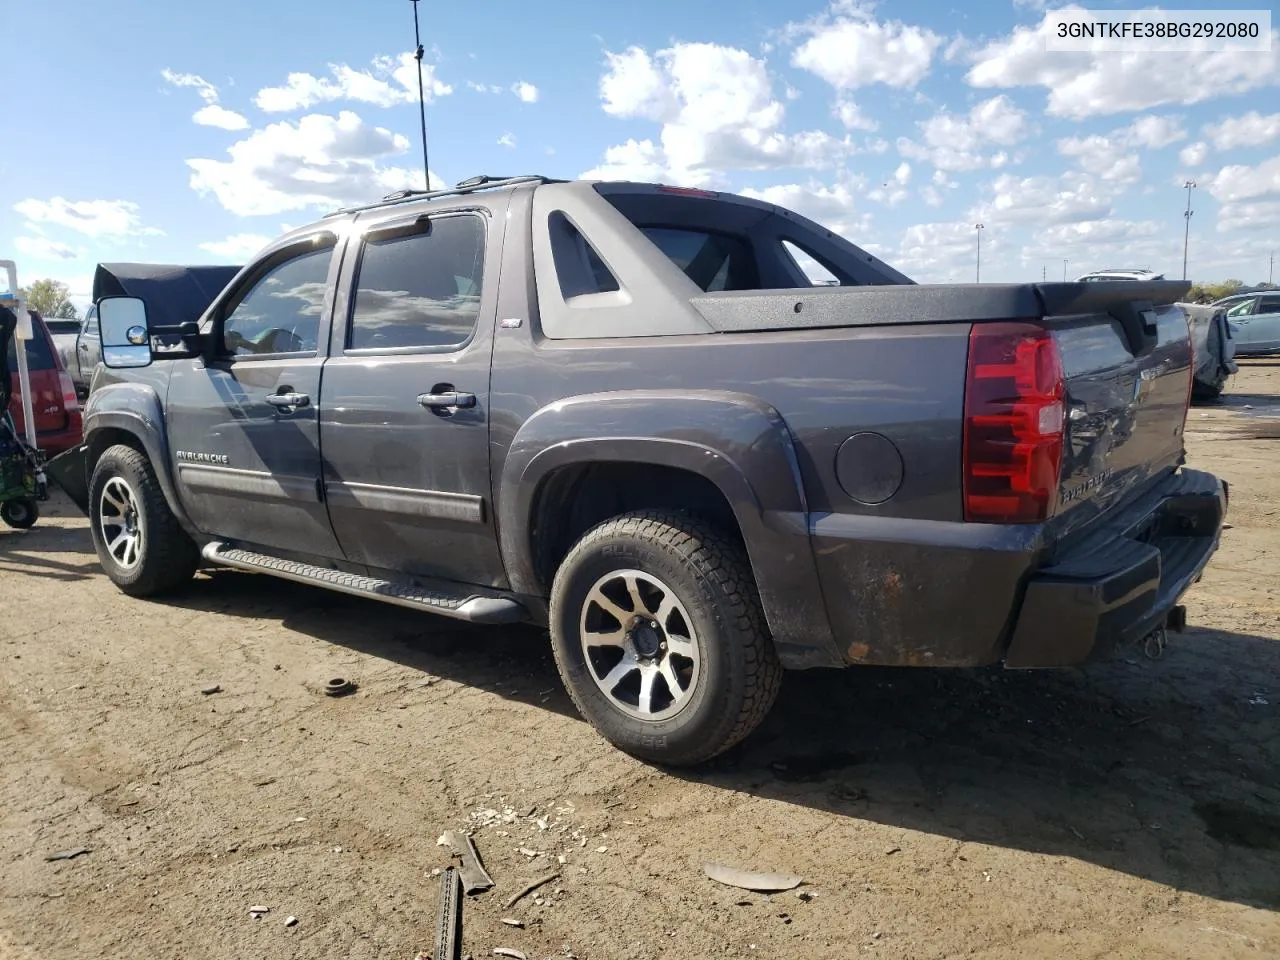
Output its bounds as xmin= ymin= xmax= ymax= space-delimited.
xmin=201 ymin=542 xmax=527 ymax=625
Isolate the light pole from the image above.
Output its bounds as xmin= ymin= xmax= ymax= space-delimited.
xmin=974 ymin=223 xmax=984 ymax=283
xmin=1042 ymin=265 xmax=1046 ymax=282
xmin=1270 ymin=250 xmax=1274 ymax=286
xmin=1182 ymin=180 xmax=1196 ymax=281
xmin=1063 ymin=259 xmax=1068 ymax=282
xmin=409 ymin=0 xmax=430 ymax=190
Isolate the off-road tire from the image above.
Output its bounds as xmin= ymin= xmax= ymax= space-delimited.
xmin=1 ymin=498 xmax=38 ymax=529
xmin=549 ymin=510 xmax=782 ymax=766
xmin=89 ymin=444 xmax=198 ymax=596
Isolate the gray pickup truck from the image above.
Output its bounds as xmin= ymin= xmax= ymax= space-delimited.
xmin=49 ymin=175 xmax=1227 ymax=765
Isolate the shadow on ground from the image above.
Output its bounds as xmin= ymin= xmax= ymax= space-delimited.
xmin=8 ymin=520 xmax=1279 ymax=913
xmin=162 ymin=566 xmax=1280 ymax=915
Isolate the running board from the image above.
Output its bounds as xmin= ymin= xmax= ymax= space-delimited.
xmin=200 ymin=542 xmax=527 ymax=625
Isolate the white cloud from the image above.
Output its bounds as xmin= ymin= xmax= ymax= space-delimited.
xmin=869 ymin=161 xmax=911 ymax=206
xmin=14 ymin=236 xmax=81 ymax=260
xmin=897 ymin=95 xmax=1029 ymax=171
xmin=739 ymin=176 xmax=870 ymax=239
xmin=895 ymin=221 xmax=987 ymax=281
xmin=966 ymin=7 xmax=1280 ymax=118
xmin=197 ymin=233 xmax=273 ymax=259
xmin=790 ymin=5 xmax=942 ymax=90
xmin=586 ymin=42 xmax=858 ymax=186
xmin=582 ymin=138 xmax=667 ymax=182
xmin=186 ymin=111 xmax=433 ymax=217
xmin=1055 ymin=115 xmax=1185 ymax=185
xmin=1056 ymin=135 xmax=1141 ymax=185
xmin=600 ymin=47 xmax=677 ymax=121
xmin=1021 ymin=220 xmax=1168 ymax=273
xmin=1207 ymin=155 xmax=1280 ymax=232
xmin=834 ymin=97 xmax=878 ymax=131
xmin=1128 ymin=115 xmax=1187 ymax=149
xmin=254 ymin=54 xmax=452 ymax=112
xmin=497 ymin=132 xmax=516 ymax=148
xmin=1179 ymin=141 xmax=1210 ymax=168
xmin=163 ymin=68 xmax=251 ymax=131
xmin=1216 ymin=200 xmax=1280 ymax=233
xmin=976 ymin=173 xmax=1113 ymax=226
xmin=14 ymin=197 xmax=162 ymax=239
xmin=467 ymin=81 xmax=504 ymax=94
xmin=512 ymin=81 xmax=539 ymax=103
xmin=193 ymin=104 xmax=250 ymax=131
xmin=1205 ymin=111 xmax=1280 ymax=152
xmin=162 ymin=68 xmax=218 ymax=104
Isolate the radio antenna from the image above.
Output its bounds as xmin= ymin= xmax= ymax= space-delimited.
xmin=409 ymin=0 xmax=430 ymax=189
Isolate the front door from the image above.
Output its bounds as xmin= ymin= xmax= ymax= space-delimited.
xmin=319 ymin=202 xmax=508 ymax=588
xmin=166 ymin=235 xmax=346 ymax=559
xmin=1226 ymin=296 xmax=1261 ymax=351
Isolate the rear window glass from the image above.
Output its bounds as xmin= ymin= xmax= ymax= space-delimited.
xmin=44 ymin=319 xmax=81 ymax=335
xmin=638 ymin=227 xmax=759 ymax=292
xmin=5 ymin=317 xmax=55 ymax=370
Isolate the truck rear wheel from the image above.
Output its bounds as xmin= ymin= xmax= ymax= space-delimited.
xmin=549 ymin=510 xmax=782 ymax=766
xmin=89 ymin=444 xmax=198 ymax=597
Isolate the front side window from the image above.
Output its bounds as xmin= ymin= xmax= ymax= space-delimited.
xmin=222 ymin=244 xmax=333 ymax=356
xmin=82 ymin=305 xmax=99 ymax=340
xmin=1225 ymin=298 xmax=1257 ymax=318
xmin=348 ymin=214 xmax=485 ymax=351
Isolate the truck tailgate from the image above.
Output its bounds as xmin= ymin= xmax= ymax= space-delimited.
xmin=1038 ymin=281 xmax=1194 ymax=545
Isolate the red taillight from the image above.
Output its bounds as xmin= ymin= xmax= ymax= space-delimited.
xmin=963 ymin=322 xmax=1065 ymax=523
xmin=58 ymin=370 xmax=79 ymax=413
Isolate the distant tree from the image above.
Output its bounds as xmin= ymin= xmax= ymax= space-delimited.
xmin=1187 ymin=279 xmax=1244 ymax=304
xmin=18 ymin=278 xmax=79 ymax=319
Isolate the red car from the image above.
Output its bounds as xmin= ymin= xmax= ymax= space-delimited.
xmin=5 ymin=309 xmax=83 ymax=456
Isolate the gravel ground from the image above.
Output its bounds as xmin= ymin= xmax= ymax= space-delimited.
xmin=2 ymin=361 xmax=1278 ymax=960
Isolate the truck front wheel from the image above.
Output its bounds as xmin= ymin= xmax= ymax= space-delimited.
xmin=549 ymin=510 xmax=782 ymax=766
xmin=89 ymin=445 xmax=198 ymax=597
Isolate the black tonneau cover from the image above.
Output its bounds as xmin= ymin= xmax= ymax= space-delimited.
xmin=93 ymin=263 xmax=242 ymax=327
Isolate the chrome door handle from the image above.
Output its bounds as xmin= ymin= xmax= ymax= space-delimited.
xmin=417 ymin=391 xmax=476 ymax=410
xmin=266 ymin=392 xmax=310 ymax=408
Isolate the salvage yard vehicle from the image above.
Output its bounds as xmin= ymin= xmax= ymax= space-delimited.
xmin=1216 ymin=291 xmax=1280 ymax=357
xmin=49 ymin=175 xmax=1228 ymax=765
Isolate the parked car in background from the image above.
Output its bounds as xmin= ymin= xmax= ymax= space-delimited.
xmin=63 ymin=303 xmax=102 ymax=398
xmin=1216 ymin=291 xmax=1280 ymax=356
xmin=46 ymin=316 xmax=82 ymax=373
xmin=6 ymin=309 xmax=83 ymax=455
xmin=1075 ymin=269 xmax=1166 ymax=283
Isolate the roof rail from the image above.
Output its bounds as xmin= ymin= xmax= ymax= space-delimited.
xmin=324 ymin=174 xmax=565 ymax=218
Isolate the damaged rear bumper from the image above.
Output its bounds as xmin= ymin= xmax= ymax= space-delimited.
xmin=1004 ymin=468 xmax=1227 ymax=668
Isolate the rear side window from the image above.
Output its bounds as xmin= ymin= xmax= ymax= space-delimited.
xmin=639 ymin=227 xmax=759 ymax=292
xmin=348 ymin=214 xmax=485 ymax=351
xmin=44 ymin=319 xmax=81 ymax=335
xmin=1259 ymin=295 xmax=1280 ymax=313
xmin=5 ymin=315 xmax=55 ymax=370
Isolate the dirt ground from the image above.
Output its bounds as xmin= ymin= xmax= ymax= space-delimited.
xmin=2 ymin=362 xmax=1279 ymax=960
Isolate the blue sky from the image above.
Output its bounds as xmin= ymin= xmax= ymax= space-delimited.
xmin=3 ymin=0 xmax=1278 ymax=307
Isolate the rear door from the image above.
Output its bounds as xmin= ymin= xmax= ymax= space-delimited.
xmin=319 ymin=200 xmax=507 ymax=588
xmin=6 ymin=315 xmax=64 ymax=435
xmin=1250 ymin=294 xmax=1280 ymax=352
xmin=165 ymin=232 xmax=346 ymax=559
